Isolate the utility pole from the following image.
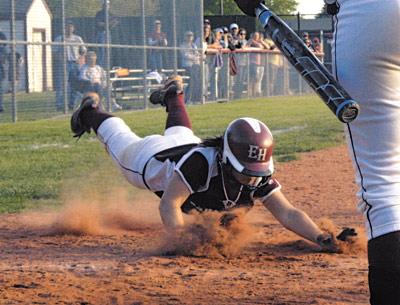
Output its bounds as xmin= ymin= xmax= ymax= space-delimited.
xmin=220 ymin=0 xmax=224 ymax=15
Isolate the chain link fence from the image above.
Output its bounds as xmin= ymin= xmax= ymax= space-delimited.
xmin=0 ymin=0 xmax=326 ymax=123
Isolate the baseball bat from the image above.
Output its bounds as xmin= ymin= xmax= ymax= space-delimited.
xmin=234 ymin=0 xmax=359 ymax=123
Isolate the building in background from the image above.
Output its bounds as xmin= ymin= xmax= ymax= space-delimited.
xmin=0 ymin=0 xmax=53 ymax=93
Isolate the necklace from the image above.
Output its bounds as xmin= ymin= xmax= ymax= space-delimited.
xmin=220 ymin=162 xmax=243 ymax=209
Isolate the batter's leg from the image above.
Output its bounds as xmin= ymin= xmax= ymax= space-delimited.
xmin=368 ymin=231 xmax=400 ymax=305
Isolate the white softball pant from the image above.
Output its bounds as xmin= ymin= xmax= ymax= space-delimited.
xmin=333 ymin=0 xmax=400 ymax=239
xmin=96 ymin=117 xmax=200 ymax=191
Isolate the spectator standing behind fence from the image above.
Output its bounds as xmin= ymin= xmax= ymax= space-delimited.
xmin=148 ymin=20 xmax=168 ymax=72
xmin=237 ymin=28 xmax=248 ymax=50
xmin=247 ymin=32 xmax=269 ymax=97
xmin=0 ymin=32 xmax=9 ymax=113
xmin=78 ymin=51 xmax=122 ymax=111
xmin=312 ymin=37 xmax=323 ymax=54
xmin=95 ymin=1 xmax=119 ymax=67
xmin=302 ymin=32 xmax=315 ymax=51
xmin=229 ymin=23 xmax=240 ymax=47
xmin=263 ymin=34 xmax=283 ymax=95
xmin=233 ymin=28 xmax=248 ymax=99
xmin=195 ymin=23 xmax=215 ymax=100
xmin=53 ymin=21 xmax=87 ymax=111
xmin=7 ymin=51 xmax=23 ymax=92
xmin=208 ymin=28 xmax=226 ymax=101
xmin=179 ymin=31 xmax=201 ymax=103
xmin=203 ymin=19 xmax=215 ymax=42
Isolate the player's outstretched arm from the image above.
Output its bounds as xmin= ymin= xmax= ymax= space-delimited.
xmin=159 ymin=172 xmax=191 ymax=231
xmin=262 ymin=190 xmax=336 ymax=251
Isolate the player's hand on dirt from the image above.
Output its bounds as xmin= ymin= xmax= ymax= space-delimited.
xmin=316 ymin=232 xmax=338 ymax=253
xmin=336 ymin=227 xmax=357 ymax=242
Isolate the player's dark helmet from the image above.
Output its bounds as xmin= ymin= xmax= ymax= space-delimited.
xmin=222 ymin=117 xmax=274 ymax=177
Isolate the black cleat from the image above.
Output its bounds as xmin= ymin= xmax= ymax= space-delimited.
xmin=149 ymin=75 xmax=183 ymax=106
xmin=70 ymin=92 xmax=100 ymax=139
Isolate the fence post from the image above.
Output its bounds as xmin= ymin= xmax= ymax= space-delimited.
xmin=214 ymin=62 xmax=218 ymax=101
xmin=172 ymin=0 xmax=178 ymax=72
xmin=246 ymin=53 xmax=250 ymax=99
xmin=297 ymin=12 xmax=301 ymax=35
xmin=265 ymin=52 xmax=270 ymax=97
xmin=141 ymin=0 xmax=148 ymax=109
xmin=104 ymin=0 xmax=112 ymax=112
xmin=284 ymin=58 xmax=289 ymax=95
xmin=299 ymin=64 xmax=303 ymax=94
xmin=199 ymin=0 xmax=205 ymax=104
xmin=320 ymin=29 xmax=324 ymax=63
xmin=61 ymin=0 xmax=68 ymax=114
xmin=10 ymin=0 xmax=17 ymax=122
xmin=226 ymin=52 xmax=230 ymax=102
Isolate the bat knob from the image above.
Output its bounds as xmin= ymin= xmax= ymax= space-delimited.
xmin=336 ymin=100 xmax=360 ymax=123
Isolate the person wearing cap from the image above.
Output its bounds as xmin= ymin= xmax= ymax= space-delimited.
xmin=179 ymin=31 xmax=201 ymax=103
xmin=70 ymin=75 xmax=350 ymax=252
xmin=148 ymin=20 xmax=168 ymax=72
xmin=53 ymin=21 xmax=87 ymax=111
xmin=230 ymin=23 xmax=240 ymax=45
xmin=211 ymin=28 xmax=228 ymax=49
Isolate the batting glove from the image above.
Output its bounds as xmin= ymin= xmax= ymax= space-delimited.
xmin=336 ymin=227 xmax=357 ymax=241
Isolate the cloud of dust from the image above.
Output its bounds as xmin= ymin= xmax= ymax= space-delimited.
xmin=19 ymin=188 xmax=161 ymax=236
xmin=157 ymin=209 xmax=258 ymax=258
xmin=318 ymin=218 xmax=367 ymax=254
xmin=19 ymin=193 xmax=258 ymax=258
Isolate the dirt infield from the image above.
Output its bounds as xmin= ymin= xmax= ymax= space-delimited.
xmin=0 ymin=145 xmax=369 ymax=305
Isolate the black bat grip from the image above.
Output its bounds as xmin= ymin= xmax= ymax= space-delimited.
xmin=255 ymin=4 xmax=359 ymax=123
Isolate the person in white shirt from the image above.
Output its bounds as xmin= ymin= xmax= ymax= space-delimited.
xmin=79 ymin=51 xmax=106 ymax=93
xmin=79 ymin=51 xmax=121 ymax=111
xmin=179 ymin=31 xmax=201 ymax=103
xmin=53 ymin=22 xmax=87 ymax=111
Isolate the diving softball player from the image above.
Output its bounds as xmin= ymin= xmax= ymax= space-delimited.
xmin=70 ymin=76 xmax=348 ymax=252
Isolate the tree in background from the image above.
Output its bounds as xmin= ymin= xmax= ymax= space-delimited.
xmin=46 ymin=0 xmax=148 ymax=17
xmin=46 ymin=0 xmax=298 ymax=17
xmin=204 ymin=0 xmax=298 ymax=15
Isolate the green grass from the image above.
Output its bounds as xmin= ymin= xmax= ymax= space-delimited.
xmin=0 ymin=92 xmax=59 ymax=123
xmin=0 ymin=95 xmax=345 ymax=213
